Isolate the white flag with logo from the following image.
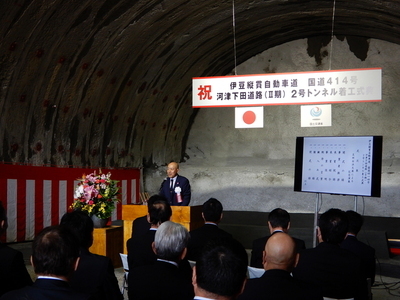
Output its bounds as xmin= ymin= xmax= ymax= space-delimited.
xmin=301 ymin=104 xmax=332 ymax=127
xmin=235 ymin=107 xmax=264 ymax=128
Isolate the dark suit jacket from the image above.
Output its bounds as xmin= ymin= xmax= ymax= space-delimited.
xmin=292 ymin=242 xmax=363 ymax=299
xmin=131 ymin=215 xmax=150 ymax=238
xmin=127 ymin=228 xmax=192 ymax=274
xmin=238 ymin=269 xmax=322 ymax=300
xmin=250 ymin=231 xmax=306 ymax=268
xmin=127 ymin=229 xmax=157 ymax=270
xmin=0 ymin=278 xmax=92 ymax=300
xmin=186 ymin=223 xmax=233 ymax=261
xmin=70 ymin=248 xmax=122 ymax=300
xmin=159 ymin=175 xmax=191 ymax=206
xmin=0 ymin=242 xmax=33 ymax=297
xmin=128 ymin=260 xmax=194 ymax=300
xmin=341 ymin=235 xmax=376 ymax=284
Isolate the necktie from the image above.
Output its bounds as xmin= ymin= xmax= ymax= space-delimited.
xmin=170 ymin=178 xmax=173 ymax=189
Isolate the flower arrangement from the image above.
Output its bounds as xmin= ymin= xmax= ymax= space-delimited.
xmin=71 ymin=170 xmax=119 ymax=219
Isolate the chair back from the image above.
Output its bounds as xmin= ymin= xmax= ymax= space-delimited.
xmin=247 ymin=266 xmax=264 ymax=279
xmin=119 ymin=253 xmax=129 ymax=271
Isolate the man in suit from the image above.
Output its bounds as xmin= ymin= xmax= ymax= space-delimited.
xmin=187 ymin=197 xmax=234 ymax=261
xmin=239 ymin=232 xmax=321 ymax=300
xmin=250 ymin=208 xmax=306 ymax=268
xmin=0 ymin=202 xmax=33 ymax=297
xmin=292 ymin=208 xmax=364 ymax=299
xmin=127 ymin=197 xmax=172 ymax=269
xmin=193 ymin=237 xmax=248 ymax=300
xmin=130 ymin=194 xmax=168 ymax=238
xmin=341 ymin=210 xmax=376 ymax=298
xmin=0 ymin=225 xmax=92 ymax=300
xmin=60 ymin=210 xmax=122 ymax=300
xmin=128 ymin=221 xmax=194 ymax=300
xmin=159 ymin=161 xmax=191 ymax=206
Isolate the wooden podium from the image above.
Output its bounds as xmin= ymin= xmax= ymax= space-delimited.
xmin=89 ymin=225 xmax=123 ymax=268
xmin=122 ymin=204 xmax=203 ymax=253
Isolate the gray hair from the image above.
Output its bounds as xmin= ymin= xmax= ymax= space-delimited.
xmin=155 ymin=221 xmax=189 ymax=261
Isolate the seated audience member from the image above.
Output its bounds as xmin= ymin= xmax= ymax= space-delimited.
xmin=341 ymin=210 xmax=376 ymax=295
xmin=238 ymin=232 xmax=321 ymax=300
xmin=130 ymin=195 xmax=167 ymax=238
xmin=193 ymin=238 xmax=248 ymax=300
xmin=187 ymin=198 xmax=235 ymax=261
xmin=292 ymin=208 xmax=363 ymax=299
xmin=128 ymin=221 xmax=194 ymax=300
xmin=0 ymin=202 xmax=33 ymax=297
xmin=127 ymin=197 xmax=172 ymax=269
xmin=60 ymin=210 xmax=122 ymax=300
xmin=250 ymin=208 xmax=306 ymax=268
xmin=0 ymin=225 xmax=93 ymax=300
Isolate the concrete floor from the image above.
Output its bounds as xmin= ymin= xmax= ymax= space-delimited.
xmin=8 ymin=242 xmax=400 ymax=300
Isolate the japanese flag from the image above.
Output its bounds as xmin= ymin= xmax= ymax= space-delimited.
xmin=235 ymin=107 xmax=264 ymax=128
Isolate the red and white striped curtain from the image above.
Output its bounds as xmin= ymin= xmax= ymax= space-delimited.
xmin=0 ymin=164 xmax=140 ymax=243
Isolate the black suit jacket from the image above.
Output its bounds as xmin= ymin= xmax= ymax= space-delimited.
xmin=159 ymin=175 xmax=191 ymax=206
xmin=127 ymin=229 xmax=157 ymax=269
xmin=292 ymin=242 xmax=363 ymax=299
xmin=187 ymin=223 xmax=233 ymax=261
xmin=70 ymin=248 xmax=122 ymax=300
xmin=131 ymin=215 xmax=150 ymax=238
xmin=238 ymin=269 xmax=322 ymax=300
xmin=0 ymin=242 xmax=33 ymax=297
xmin=250 ymin=231 xmax=306 ymax=268
xmin=128 ymin=260 xmax=194 ymax=300
xmin=341 ymin=235 xmax=376 ymax=284
xmin=0 ymin=278 xmax=93 ymax=300
xmin=127 ymin=228 xmax=192 ymax=274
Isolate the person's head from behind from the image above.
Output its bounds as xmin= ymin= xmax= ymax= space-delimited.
xmin=147 ymin=197 xmax=172 ymax=226
xmin=153 ymin=221 xmax=189 ymax=262
xmin=193 ymin=238 xmax=248 ymax=300
xmin=60 ymin=210 xmax=94 ymax=249
xmin=318 ymin=208 xmax=348 ymax=244
xmin=146 ymin=194 xmax=167 ymax=208
xmin=0 ymin=201 xmax=8 ymax=234
xmin=202 ymin=198 xmax=223 ymax=223
xmin=268 ymin=208 xmax=290 ymax=232
xmin=346 ymin=210 xmax=363 ymax=235
xmin=263 ymin=232 xmax=298 ymax=272
xmin=31 ymin=225 xmax=80 ymax=280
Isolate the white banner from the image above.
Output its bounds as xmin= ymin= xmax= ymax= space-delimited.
xmin=193 ymin=68 xmax=382 ymax=107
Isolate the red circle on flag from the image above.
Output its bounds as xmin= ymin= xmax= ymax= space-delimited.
xmin=243 ymin=111 xmax=256 ymax=124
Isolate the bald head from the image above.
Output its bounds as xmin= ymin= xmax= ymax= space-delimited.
xmin=167 ymin=162 xmax=179 ymax=178
xmin=262 ymin=232 xmax=298 ymax=272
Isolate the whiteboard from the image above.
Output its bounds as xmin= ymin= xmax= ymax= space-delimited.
xmin=294 ymin=136 xmax=382 ymax=197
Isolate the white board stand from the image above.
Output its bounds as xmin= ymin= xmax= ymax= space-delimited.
xmin=354 ymin=196 xmax=358 ymax=212
xmin=313 ymin=193 xmax=320 ymax=247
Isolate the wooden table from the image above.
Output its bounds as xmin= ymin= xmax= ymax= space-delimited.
xmin=89 ymin=225 xmax=123 ymax=268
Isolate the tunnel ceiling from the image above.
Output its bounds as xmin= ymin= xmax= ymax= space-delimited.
xmin=1 ymin=0 xmax=399 ymax=168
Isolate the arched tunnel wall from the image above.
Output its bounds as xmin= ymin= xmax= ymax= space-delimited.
xmin=3 ymin=0 xmax=400 ymax=171
xmin=144 ymin=37 xmax=400 ymax=217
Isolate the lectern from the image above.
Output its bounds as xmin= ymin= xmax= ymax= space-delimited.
xmin=122 ymin=204 xmax=203 ymax=253
xmin=89 ymin=225 xmax=123 ymax=267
